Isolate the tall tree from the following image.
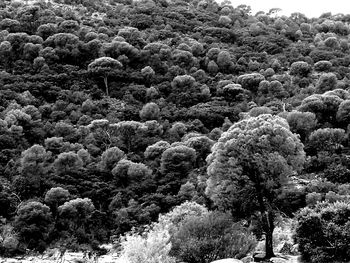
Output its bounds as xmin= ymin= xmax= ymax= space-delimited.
xmin=205 ymin=114 xmax=305 ymax=258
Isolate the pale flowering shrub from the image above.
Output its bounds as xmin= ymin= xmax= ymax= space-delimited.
xmin=116 ymin=201 xmax=208 ymax=263
xmin=118 ymin=227 xmax=176 ymax=263
xmin=157 ymin=201 xmax=209 ymax=235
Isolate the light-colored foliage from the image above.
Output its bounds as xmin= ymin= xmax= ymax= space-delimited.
xmin=118 ymin=227 xmax=176 ymax=263
xmin=116 ymin=201 xmax=207 ymax=263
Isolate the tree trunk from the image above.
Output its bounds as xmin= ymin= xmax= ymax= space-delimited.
xmin=103 ymin=76 xmax=109 ymax=96
xmin=263 ymin=211 xmax=275 ymax=259
xmin=251 ymin=169 xmax=275 ymax=259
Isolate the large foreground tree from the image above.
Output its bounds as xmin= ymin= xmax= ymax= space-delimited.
xmin=206 ymin=114 xmax=305 ymax=258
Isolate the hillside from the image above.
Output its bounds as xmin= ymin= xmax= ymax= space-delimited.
xmin=1 ymin=0 xmax=350 ymax=262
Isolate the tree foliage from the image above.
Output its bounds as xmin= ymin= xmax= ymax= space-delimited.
xmin=14 ymin=201 xmax=53 ymax=251
xmin=206 ymin=114 xmax=305 ymax=258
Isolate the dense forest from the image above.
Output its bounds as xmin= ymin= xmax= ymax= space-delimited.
xmin=1 ymin=0 xmax=350 ymax=262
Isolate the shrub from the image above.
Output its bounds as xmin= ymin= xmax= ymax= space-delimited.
xmin=116 ymin=201 xmax=208 ymax=263
xmin=170 ymin=211 xmax=256 ymax=263
xmin=118 ymin=227 xmax=176 ymax=263
xmin=157 ymin=201 xmax=209 ymax=235
xmin=295 ymin=201 xmax=350 ymax=263
xmin=0 ymin=224 xmax=19 ymax=256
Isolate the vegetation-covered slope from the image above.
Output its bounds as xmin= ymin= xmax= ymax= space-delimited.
xmin=1 ymin=0 xmax=350 ymax=261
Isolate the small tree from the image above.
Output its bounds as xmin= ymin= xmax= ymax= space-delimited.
xmin=183 ymin=135 xmax=214 ymax=167
xmin=139 ymin=102 xmax=160 ymax=121
xmin=88 ymin=57 xmax=123 ymax=96
xmin=53 ymin=151 xmax=83 ymax=176
xmin=237 ymin=73 xmax=265 ymax=92
xmin=285 ymin=111 xmax=317 ymax=141
xmin=308 ymin=128 xmax=345 ymax=153
xmin=16 ymin=144 xmax=50 ymax=199
xmin=316 ymin=73 xmax=338 ymax=93
xmin=290 ymin=61 xmax=311 ymax=77
xmin=216 ymin=50 xmax=233 ymax=72
xmin=14 ymin=201 xmax=53 ymax=251
xmin=141 ymin=66 xmax=155 ymax=86
xmin=112 ymin=159 xmax=152 ymax=187
xmin=99 ymin=146 xmax=125 ymax=171
xmin=58 ymin=198 xmax=95 ymax=242
xmin=44 ymin=187 xmax=70 ymax=216
xmin=111 ymin=121 xmax=145 ymax=152
xmin=160 ymin=145 xmax=196 ymax=175
xmin=144 ymin=140 xmax=171 ymax=168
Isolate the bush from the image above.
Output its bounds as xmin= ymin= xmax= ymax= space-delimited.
xmin=0 ymin=224 xmax=19 ymax=256
xmin=157 ymin=201 xmax=209 ymax=235
xmin=170 ymin=211 xmax=256 ymax=263
xmin=117 ymin=227 xmax=176 ymax=263
xmin=295 ymin=201 xmax=350 ymax=263
xmin=116 ymin=201 xmax=208 ymax=263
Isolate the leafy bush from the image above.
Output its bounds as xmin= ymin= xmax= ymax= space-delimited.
xmin=295 ymin=201 xmax=350 ymax=263
xmin=170 ymin=211 xmax=256 ymax=263
xmin=0 ymin=224 xmax=19 ymax=256
xmin=157 ymin=201 xmax=209 ymax=235
xmin=118 ymin=227 xmax=176 ymax=263
xmin=116 ymin=201 xmax=208 ymax=263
